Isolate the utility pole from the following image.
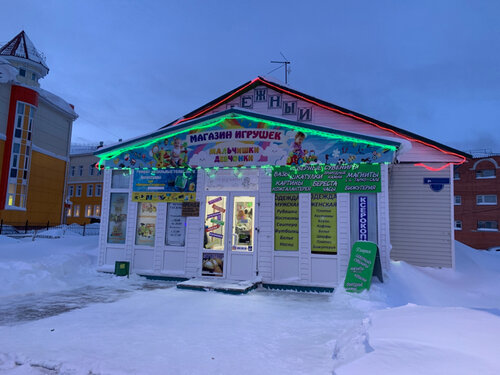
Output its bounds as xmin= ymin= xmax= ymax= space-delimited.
xmin=270 ymin=52 xmax=291 ymax=84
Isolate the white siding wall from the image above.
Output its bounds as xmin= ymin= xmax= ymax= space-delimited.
xmin=33 ymin=100 xmax=72 ymax=158
xmin=0 ymin=84 xmax=10 ymax=136
xmin=389 ymin=163 xmax=453 ymax=267
xmin=257 ymin=169 xmax=273 ymax=281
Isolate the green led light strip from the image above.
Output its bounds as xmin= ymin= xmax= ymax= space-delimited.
xmin=96 ymin=114 xmax=397 ymax=168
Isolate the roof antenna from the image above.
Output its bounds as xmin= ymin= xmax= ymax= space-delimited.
xmin=270 ymin=52 xmax=291 ymax=84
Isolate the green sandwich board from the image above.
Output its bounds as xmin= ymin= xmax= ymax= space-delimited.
xmin=344 ymin=241 xmax=383 ymax=293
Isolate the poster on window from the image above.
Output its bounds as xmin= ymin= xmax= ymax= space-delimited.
xmin=166 ymin=203 xmax=186 ymax=246
xmin=202 ymin=252 xmax=224 ymax=277
xmin=311 ymin=194 xmax=337 ymax=254
xmin=107 ymin=193 xmax=128 ymax=244
xmin=135 ymin=202 xmax=157 ymax=246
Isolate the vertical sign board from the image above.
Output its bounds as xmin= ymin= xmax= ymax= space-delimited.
xmin=274 ymin=194 xmax=299 ymax=251
xmin=359 ymin=196 xmax=368 ymax=241
xmin=344 ymin=241 xmax=383 ymax=293
xmin=311 ymin=194 xmax=337 ymax=254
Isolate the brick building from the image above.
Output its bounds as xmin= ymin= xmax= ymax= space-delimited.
xmin=454 ymin=154 xmax=500 ymax=250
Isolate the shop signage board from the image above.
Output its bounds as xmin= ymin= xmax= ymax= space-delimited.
xmin=272 ymin=164 xmax=381 ymax=194
xmin=274 ymin=194 xmax=299 ymax=251
xmin=359 ymin=196 xmax=368 ymax=241
xmin=181 ymin=202 xmax=201 ymax=217
xmin=344 ymin=241 xmax=383 ymax=293
xmin=98 ymin=114 xmax=396 ymax=169
xmin=311 ymin=194 xmax=337 ymax=254
xmin=132 ymin=169 xmax=197 ymax=202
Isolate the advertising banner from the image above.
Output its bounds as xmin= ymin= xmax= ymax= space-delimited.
xmin=135 ymin=202 xmax=157 ymax=246
xmin=100 ymin=116 xmax=395 ymax=169
xmin=132 ymin=169 xmax=197 ymax=202
xmin=344 ymin=241 xmax=382 ymax=293
xmin=272 ymin=163 xmax=381 ymax=194
xmin=107 ymin=193 xmax=128 ymax=244
xmin=311 ymin=194 xmax=337 ymax=254
xmin=274 ymin=194 xmax=299 ymax=251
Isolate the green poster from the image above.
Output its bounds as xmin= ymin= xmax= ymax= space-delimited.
xmin=272 ymin=164 xmax=381 ymax=194
xmin=274 ymin=194 xmax=299 ymax=251
xmin=311 ymin=194 xmax=337 ymax=254
xmin=344 ymin=241 xmax=379 ymax=293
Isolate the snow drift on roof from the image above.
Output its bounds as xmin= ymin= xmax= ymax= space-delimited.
xmin=0 ymin=31 xmax=48 ymax=70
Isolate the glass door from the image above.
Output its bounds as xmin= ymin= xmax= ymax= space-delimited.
xmin=202 ymin=195 xmax=227 ymax=277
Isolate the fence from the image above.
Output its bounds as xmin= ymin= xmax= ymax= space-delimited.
xmin=0 ymin=219 xmax=100 ymax=237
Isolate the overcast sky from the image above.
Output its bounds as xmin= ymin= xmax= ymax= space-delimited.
xmin=2 ymin=0 xmax=499 ymax=153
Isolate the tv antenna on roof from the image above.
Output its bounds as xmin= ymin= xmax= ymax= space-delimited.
xmin=270 ymin=52 xmax=291 ymax=84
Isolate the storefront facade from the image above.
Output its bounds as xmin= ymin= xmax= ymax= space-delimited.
xmin=95 ymin=77 xmax=468 ymax=288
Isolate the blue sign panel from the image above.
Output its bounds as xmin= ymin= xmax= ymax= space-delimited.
xmin=359 ymin=196 xmax=368 ymax=241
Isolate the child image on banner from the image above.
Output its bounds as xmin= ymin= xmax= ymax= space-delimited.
xmin=202 ymin=253 xmax=224 ymax=276
xmin=287 ymin=131 xmax=318 ymax=166
xmin=149 ymin=138 xmax=188 ymax=168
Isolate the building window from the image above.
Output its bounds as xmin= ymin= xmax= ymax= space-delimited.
xmin=78 ymin=165 xmax=83 ymax=176
xmin=107 ymin=193 xmax=128 ymax=244
xmin=165 ymin=203 xmax=186 ymax=246
xmin=68 ymin=185 xmax=74 ymax=197
xmin=19 ymin=68 xmax=26 ymax=77
xmin=111 ymin=170 xmax=130 ymax=189
xmin=85 ymin=205 xmax=92 ymax=217
xmin=94 ymin=205 xmax=101 ymax=217
xmin=87 ymin=184 xmax=93 ymax=197
xmin=476 ymin=169 xmax=495 ymax=179
xmin=95 ymin=184 xmax=102 ymax=197
xmin=71 ymin=166 xmax=75 ymax=176
xmin=477 ymin=195 xmax=497 ymax=205
xmin=477 ymin=221 xmax=498 ymax=231
xmin=454 ymin=220 xmax=462 ymax=230
xmin=89 ymin=164 xmax=95 ymax=176
xmin=74 ymin=205 xmax=81 ymax=217
xmin=454 ymin=196 xmax=462 ymax=205
xmin=76 ymin=185 xmax=82 ymax=197
xmin=67 ymin=206 xmax=72 ymax=217
xmin=454 ymin=171 xmax=460 ymax=180
xmin=31 ymin=72 xmax=37 ymax=81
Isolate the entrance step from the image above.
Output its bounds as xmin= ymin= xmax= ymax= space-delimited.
xmin=177 ymin=278 xmax=259 ymax=294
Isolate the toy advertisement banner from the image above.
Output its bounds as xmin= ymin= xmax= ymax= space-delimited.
xmin=274 ymin=194 xmax=299 ymax=251
xmin=132 ymin=169 xmax=197 ymax=202
xmin=102 ymin=116 xmax=395 ymax=170
xmin=311 ymin=194 xmax=337 ymax=254
xmin=272 ymin=163 xmax=381 ymax=194
xmin=135 ymin=202 xmax=157 ymax=246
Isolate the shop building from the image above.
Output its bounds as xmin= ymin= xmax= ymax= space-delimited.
xmin=0 ymin=31 xmax=78 ymax=225
xmin=66 ymin=144 xmax=104 ymax=224
xmin=95 ymin=77 xmax=468 ymax=289
xmin=454 ymin=154 xmax=500 ymax=250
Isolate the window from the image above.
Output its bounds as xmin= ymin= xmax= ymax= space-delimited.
xmin=136 ymin=202 xmax=157 ymax=246
xmin=68 ymin=185 xmax=74 ymax=197
xmin=477 ymin=195 xmax=497 ymax=205
xmin=19 ymin=68 xmax=26 ymax=77
xmin=71 ymin=166 xmax=75 ymax=177
xmin=95 ymin=184 xmax=102 ymax=197
xmin=454 ymin=171 xmax=460 ymax=180
xmin=107 ymin=193 xmax=128 ymax=244
xmin=87 ymin=184 xmax=93 ymax=197
xmin=89 ymin=164 xmax=95 ymax=176
xmin=74 ymin=205 xmax=80 ymax=217
xmin=477 ymin=221 xmax=498 ymax=231
xmin=166 ymin=203 xmax=186 ymax=246
xmin=94 ymin=205 xmax=101 ymax=217
xmin=76 ymin=185 xmax=82 ymax=197
xmin=274 ymin=194 xmax=299 ymax=251
xmin=111 ymin=170 xmax=130 ymax=189
xmin=67 ymin=206 xmax=72 ymax=217
xmin=454 ymin=196 xmax=462 ymax=205
xmin=31 ymin=72 xmax=37 ymax=81
xmin=476 ymin=169 xmax=495 ymax=179
xmin=454 ymin=220 xmax=462 ymax=230
xmin=85 ymin=205 xmax=92 ymax=217
xmin=311 ymin=194 xmax=337 ymax=254
xmin=78 ymin=165 xmax=83 ymax=176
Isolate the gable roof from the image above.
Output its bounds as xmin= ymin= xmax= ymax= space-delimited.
xmin=160 ymin=76 xmax=470 ymax=162
xmin=0 ymin=30 xmax=48 ymax=71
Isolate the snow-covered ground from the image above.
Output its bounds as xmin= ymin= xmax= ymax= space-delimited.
xmin=0 ymin=234 xmax=499 ymax=374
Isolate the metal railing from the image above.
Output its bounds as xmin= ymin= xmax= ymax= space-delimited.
xmin=0 ymin=219 xmax=100 ymax=237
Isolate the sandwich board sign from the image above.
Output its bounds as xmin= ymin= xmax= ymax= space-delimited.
xmin=344 ymin=241 xmax=383 ymax=293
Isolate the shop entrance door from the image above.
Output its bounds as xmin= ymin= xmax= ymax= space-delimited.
xmin=202 ymin=193 xmax=257 ymax=280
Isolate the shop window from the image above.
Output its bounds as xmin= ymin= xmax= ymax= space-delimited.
xmin=477 ymin=221 xmax=498 ymax=231
xmin=71 ymin=166 xmax=75 ymax=176
xmin=87 ymin=184 xmax=93 ymax=197
xmin=476 ymin=195 xmax=497 ymax=205
xmin=74 ymin=205 xmax=80 ymax=217
xmin=95 ymin=184 xmax=102 ymax=197
xmin=135 ymin=202 xmax=157 ymax=246
xmin=78 ymin=165 xmax=83 ymax=176
xmin=204 ymin=195 xmax=226 ymax=250
xmin=68 ymin=185 xmax=74 ymax=197
xmin=111 ymin=170 xmax=130 ymax=189
xmin=274 ymin=194 xmax=299 ymax=251
xmin=85 ymin=205 xmax=92 ymax=217
xmin=76 ymin=185 xmax=82 ymax=197
xmin=165 ymin=203 xmax=186 ymax=246
xmin=94 ymin=205 xmax=101 ymax=217
xmin=107 ymin=193 xmax=128 ymax=243
xmin=476 ymin=169 xmax=495 ymax=179
xmin=454 ymin=220 xmax=462 ymax=230
xmin=311 ymin=194 xmax=337 ymax=254
xmin=454 ymin=196 xmax=461 ymax=205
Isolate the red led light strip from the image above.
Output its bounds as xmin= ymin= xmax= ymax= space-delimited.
xmin=170 ymin=77 xmax=466 ymax=170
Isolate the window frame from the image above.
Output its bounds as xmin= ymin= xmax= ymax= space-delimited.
xmin=476 ymin=169 xmax=496 ymax=179
xmin=454 ymin=195 xmax=462 ymax=205
xmin=87 ymin=184 xmax=93 ymax=197
xmin=454 ymin=220 xmax=462 ymax=230
xmin=476 ymin=195 xmax=497 ymax=205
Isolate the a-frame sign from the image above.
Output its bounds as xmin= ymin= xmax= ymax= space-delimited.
xmin=344 ymin=241 xmax=383 ymax=293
